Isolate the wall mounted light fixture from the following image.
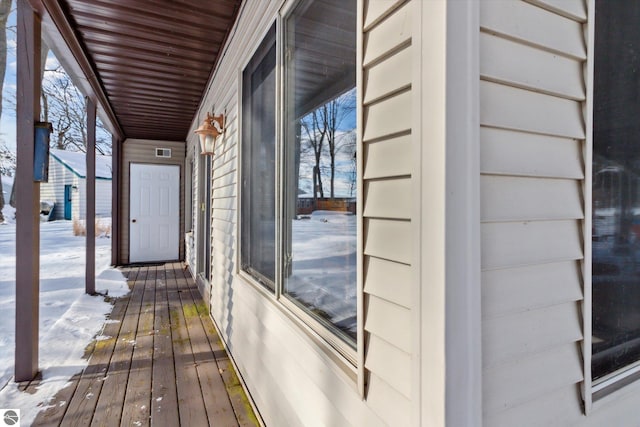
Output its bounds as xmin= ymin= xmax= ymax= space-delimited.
xmin=195 ymin=112 xmax=225 ymax=155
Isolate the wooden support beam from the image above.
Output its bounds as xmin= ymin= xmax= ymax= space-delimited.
xmin=86 ymin=97 xmax=96 ymax=294
xmin=15 ymin=0 xmax=42 ymax=382
xmin=111 ymin=134 xmax=121 ymax=266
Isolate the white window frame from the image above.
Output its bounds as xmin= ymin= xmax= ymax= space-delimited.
xmin=239 ymin=22 xmax=279 ymax=292
xmin=583 ymin=0 xmax=595 ymax=413
xmin=236 ymin=0 xmax=360 ymax=369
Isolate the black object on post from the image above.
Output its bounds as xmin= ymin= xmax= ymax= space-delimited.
xmin=33 ymin=122 xmax=53 ymax=182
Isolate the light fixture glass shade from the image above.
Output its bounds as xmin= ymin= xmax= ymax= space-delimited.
xmin=199 ymin=133 xmax=216 ymax=154
xmin=195 ymin=112 xmax=224 ymax=155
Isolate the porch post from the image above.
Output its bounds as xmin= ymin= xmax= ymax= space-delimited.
xmin=86 ymin=97 xmax=96 ymax=294
xmin=15 ymin=0 xmax=41 ymax=382
xmin=111 ymin=135 xmax=120 ymax=266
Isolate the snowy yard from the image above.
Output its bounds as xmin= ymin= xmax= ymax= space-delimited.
xmin=0 ymin=175 xmax=128 ymax=425
xmin=286 ymin=210 xmax=357 ymax=339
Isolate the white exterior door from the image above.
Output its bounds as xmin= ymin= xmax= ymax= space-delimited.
xmin=129 ymin=163 xmax=180 ymax=263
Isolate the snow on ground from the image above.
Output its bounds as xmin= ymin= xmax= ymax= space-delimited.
xmin=0 ymin=196 xmax=129 ymax=425
xmin=286 ymin=210 xmax=357 ymax=338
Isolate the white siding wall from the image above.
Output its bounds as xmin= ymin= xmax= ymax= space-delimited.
xmin=40 ymin=158 xmax=74 ymax=220
xmin=188 ymin=0 xmax=421 ymax=425
xmin=362 ymin=1 xmax=415 ymax=425
xmin=71 ymin=176 xmax=81 ymax=220
xmin=40 ymin=158 xmax=110 ymax=221
xmin=188 ymin=0 xmax=640 ymax=424
xmin=480 ymin=1 xmax=587 ymax=425
xmin=481 ymin=1 xmax=640 ymax=425
xmin=75 ymin=179 xmax=112 ymax=220
xmin=96 ymin=180 xmax=111 ymax=218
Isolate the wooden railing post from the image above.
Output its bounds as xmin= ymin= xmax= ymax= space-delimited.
xmin=111 ymin=134 xmax=121 ymax=266
xmin=86 ymin=97 xmax=96 ymax=294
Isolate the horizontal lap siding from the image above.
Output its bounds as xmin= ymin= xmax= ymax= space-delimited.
xmin=482 ymin=261 xmax=582 ymax=319
xmin=75 ymin=180 xmax=112 ymax=220
xmin=210 ymin=97 xmax=237 ymax=324
xmin=72 ymin=177 xmax=80 ymax=220
xmin=40 ymin=160 xmax=73 ymax=220
xmin=481 ymin=0 xmax=586 ymax=60
xmin=480 ymin=1 xmax=586 ymax=424
xmin=95 ymin=181 xmax=112 ymax=217
xmin=362 ymin=0 xmax=414 ymax=425
xmin=480 ymin=128 xmax=584 ymax=179
xmin=484 ymin=343 xmax=583 ymax=414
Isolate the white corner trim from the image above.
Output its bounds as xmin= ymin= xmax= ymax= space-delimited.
xmin=444 ymin=0 xmax=482 ymax=426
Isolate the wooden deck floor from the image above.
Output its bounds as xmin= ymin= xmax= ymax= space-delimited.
xmin=30 ymin=262 xmax=258 ymax=427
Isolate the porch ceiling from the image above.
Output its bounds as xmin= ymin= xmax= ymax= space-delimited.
xmin=35 ymin=0 xmax=242 ymax=141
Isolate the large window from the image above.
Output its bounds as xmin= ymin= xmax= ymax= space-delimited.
xmin=283 ymin=0 xmax=357 ymax=346
xmin=241 ymin=25 xmax=277 ymax=291
xmin=240 ymin=0 xmax=357 ymax=350
xmin=592 ymin=0 xmax=640 ymax=383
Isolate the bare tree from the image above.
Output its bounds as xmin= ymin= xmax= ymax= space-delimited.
xmin=0 ymin=0 xmax=10 ymax=122
xmin=0 ymin=0 xmax=11 ymax=220
xmin=41 ymin=64 xmax=110 ymax=154
xmin=327 ymin=89 xmax=356 ymax=199
xmin=300 ymin=88 xmax=356 ymax=200
xmin=301 ymin=110 xmax=327 ymax=200
xmin=5 ymin=53 xmax=111 ymax=155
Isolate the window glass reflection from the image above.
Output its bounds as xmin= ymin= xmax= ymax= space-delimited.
xmin=592 ymin=0 xmax=640 ymax=380
xmin=240 ymin=26 xmax=277 ymax=290
xmin=283 ymin=0 xmax=357 ymax=346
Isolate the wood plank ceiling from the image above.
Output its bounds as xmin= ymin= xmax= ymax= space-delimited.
xmin=57 ymin=0 xmax=242 ymax=141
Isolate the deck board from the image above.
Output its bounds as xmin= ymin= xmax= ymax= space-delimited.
xmin=150 ymin=265 xmax=179 ymax=427
xmin=32 ymin=263 xmax=258 ymax=427
xmin=175 ymin=265 xmax=238 ymax=426
xmin=169 ymin=264 xmax=210 ymax=427
xmin=90 ymin=266 xmax=145 ymax=427
xmin=121 ymin=265 xmax=155 ymax=426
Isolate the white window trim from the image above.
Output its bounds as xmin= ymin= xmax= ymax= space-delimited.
xmin=583 ymin=0 xmax=595 ymax=414
xmin=355 ymin=0 xmax=365 ymax=397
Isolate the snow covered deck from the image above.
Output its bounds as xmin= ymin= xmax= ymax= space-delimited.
xmin=27 ymin=262 xmax=258 ymax=426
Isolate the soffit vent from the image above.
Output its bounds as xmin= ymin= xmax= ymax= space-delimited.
xmin=156 ymin=148 xmax=172 ymax=158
